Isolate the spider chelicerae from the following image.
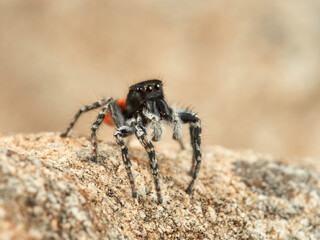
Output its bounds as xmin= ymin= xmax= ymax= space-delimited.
xmin=61 ymin=79 xmax=202 ymax=204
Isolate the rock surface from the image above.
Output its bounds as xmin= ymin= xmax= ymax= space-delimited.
xmin=0 ymin=132 xmax=319 ymax=239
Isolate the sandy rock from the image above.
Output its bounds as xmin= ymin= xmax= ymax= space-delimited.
xmin=0 ymin=132 xmax=319 ymax=239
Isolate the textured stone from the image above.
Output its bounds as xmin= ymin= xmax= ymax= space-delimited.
xmin=0 ymin=132 xmax=319 ymax=239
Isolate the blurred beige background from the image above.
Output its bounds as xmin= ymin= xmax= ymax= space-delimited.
xmin=0 ymin=0 xmax=320 ymax=159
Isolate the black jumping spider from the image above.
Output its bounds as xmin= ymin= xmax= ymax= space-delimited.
xmin=61 ymin=79 xmax=202 ymax=204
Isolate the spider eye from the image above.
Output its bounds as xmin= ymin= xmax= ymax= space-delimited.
xmin=154 ymin=83 xmax=161 ymax=91
xmin=145 ymin=85 xmax=153 ymax=93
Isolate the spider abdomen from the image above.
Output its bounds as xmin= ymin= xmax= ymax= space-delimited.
xmin=103 ymin=99 xmax=127 ymax=126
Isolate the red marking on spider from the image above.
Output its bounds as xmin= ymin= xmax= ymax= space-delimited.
xmin=103 ymin=99 xmax=127 ymax=126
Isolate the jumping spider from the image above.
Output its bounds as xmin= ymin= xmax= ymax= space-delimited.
xmin=61 ymin=79 xmax=202 ymax=204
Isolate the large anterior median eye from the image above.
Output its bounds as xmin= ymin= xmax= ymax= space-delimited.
xmin=145 ymin=84 xmax=153 ymax=93
xmin=154 ymin=83 xmax=161 ymax=91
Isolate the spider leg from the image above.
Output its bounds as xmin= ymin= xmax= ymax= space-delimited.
xmin=135 ymin=125 xmax=163 ymax=204
xmin=90 ymin=98 xmax=115 ymax=161
xmin=114 ymin=126 xmax=137 ymax=198
xmin=176 ymin=110 xmax=202 ymax=194
xmin=61 ymin=98 xmax=113 ymax=137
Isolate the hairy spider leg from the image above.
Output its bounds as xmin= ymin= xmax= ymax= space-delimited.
xmin=135 ymin=125 xmax=163 ymax=204
xmin=177 ymin=110 xmax=202 ymax=194
xmin=91 ymin=99 xmax=115 ymax=161
xmin=61 ymin=98 xmax=113 ymax=137
xmin=114 ymin=126 xmax=137 ymax=198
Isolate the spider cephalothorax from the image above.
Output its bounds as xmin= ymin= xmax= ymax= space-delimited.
xmin=61 ymin=79 xmax=202 ymax=204
xmin=126 ymin=80 xmax=170 ymax=120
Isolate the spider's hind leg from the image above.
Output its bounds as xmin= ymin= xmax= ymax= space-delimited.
xmin=61 ymin=98 xmax=112 ymax=137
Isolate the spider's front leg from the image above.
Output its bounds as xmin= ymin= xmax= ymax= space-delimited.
xmin=114 ymin=126 xmax=137 ymax=198
xmin=135 ymin=125 xmax=163 ymax=204
xmin=175 ymin=110 xmax=202 ymax=194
